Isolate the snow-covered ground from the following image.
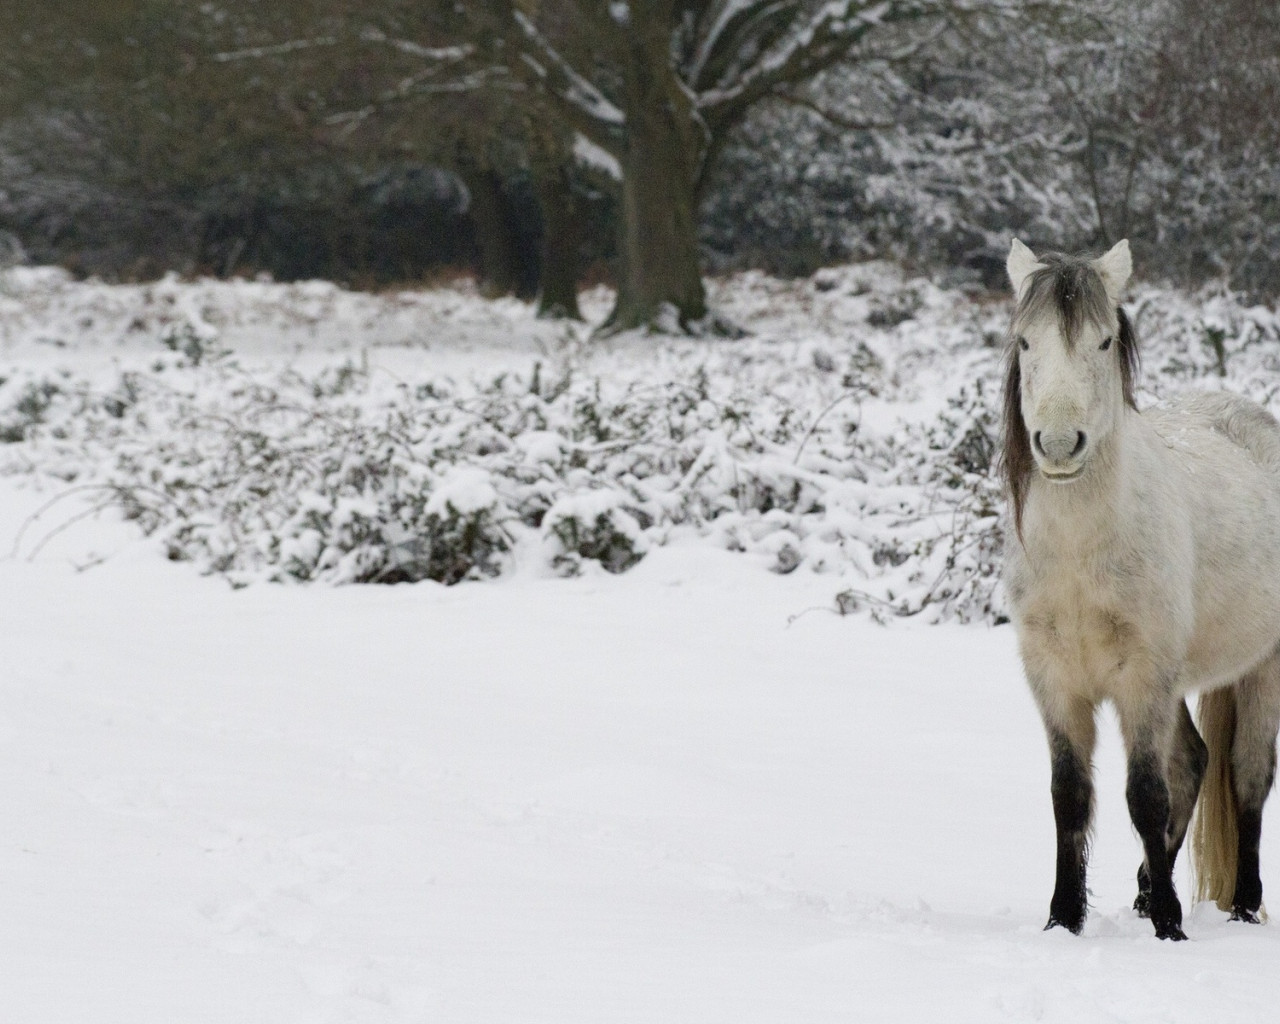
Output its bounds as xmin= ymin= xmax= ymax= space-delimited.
xmin=4 ymin=268 xmax=1280 ymax=1020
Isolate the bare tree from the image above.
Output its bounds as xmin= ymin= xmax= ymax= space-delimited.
xmin=450 ymin=1 xmax=939 ymax=333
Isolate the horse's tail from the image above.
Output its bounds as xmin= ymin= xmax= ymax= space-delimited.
xmin=1191 ymin=687 xmax=1238 ymax=910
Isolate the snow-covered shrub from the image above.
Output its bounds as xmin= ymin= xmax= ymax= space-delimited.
xmin=0 ymin=374 xmax=66 ymax=443
xmin=5 ymin=264 xmax=1275 ymax=625
xmin=98 ymin=387 xmax=522 ymax=587
xmin=160 ymin=320 xmax=225 ymax=368
xmin=542 ymin=490 xmax=647 ymax=576
xmin=410 ymin=469 xmax=513 ymax=585
xmin=0 ymin=264 xmax=1015 ymax=616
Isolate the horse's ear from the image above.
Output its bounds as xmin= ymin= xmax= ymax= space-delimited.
xmin=1093 ymin=239 xmax=1132 ymax=302
xmin=1006 ymin=238 xmax=1043 ymax=301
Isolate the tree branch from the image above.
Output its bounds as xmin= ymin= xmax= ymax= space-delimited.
xmin=772 ymin=89 xmax=897 ymax=132
xmin=504 ymin=8 xmax=627 ymax=147
xmin=211 ymin=37 xmax=338 ymax=63
xmin=323 ymin=69 xmax=520 ymax=136
xmin=695 ymin=1 xmax=939 ymax=135
xmin=358 ymin=27 xmax=474 ymax=63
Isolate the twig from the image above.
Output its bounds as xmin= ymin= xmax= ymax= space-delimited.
xmin=772 ymin=91 xmax=897 ymax=133
xmin=794 ymin=387 xmax=863 ymax=464
xmin=9 ymin=484 xmax=114 ymax=559
xmin=212 ymin=37 xmax=338 ymax=62
xmin=23 ymin=499 xmax=115 ymax=562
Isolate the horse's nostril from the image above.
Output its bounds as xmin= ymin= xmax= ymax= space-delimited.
xmin=1034 ymin=429 xmax=1087 ymax=463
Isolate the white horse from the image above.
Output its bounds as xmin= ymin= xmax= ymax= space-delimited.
xmin=1001 ymin=238 xmax=1280 ymax=940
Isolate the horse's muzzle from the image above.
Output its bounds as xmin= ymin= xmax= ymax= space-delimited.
xmin=1032 ymin=429 xmax=1087 ymax=481
xmin=1040 ymin=464 xmax=1084 ymax=482
xmin=1034 ymin=429 xmax=1086 ymax=462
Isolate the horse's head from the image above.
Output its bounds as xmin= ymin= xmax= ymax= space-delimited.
xmin=1001 ymin=239 xmax=1139 ymax=531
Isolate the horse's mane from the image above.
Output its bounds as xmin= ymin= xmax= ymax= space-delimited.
xmin=999 ymin=252 xmax=1140 ymax=540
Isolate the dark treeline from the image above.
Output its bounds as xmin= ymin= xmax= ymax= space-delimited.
xmin=1 ymin=1 xmax=1277 ymax=330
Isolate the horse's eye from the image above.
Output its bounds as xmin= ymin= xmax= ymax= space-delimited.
xmin=1100 ymin=335 xmax=1113 ymax=351
xmin=1018 ymin=336 xmax=1029 ymax=352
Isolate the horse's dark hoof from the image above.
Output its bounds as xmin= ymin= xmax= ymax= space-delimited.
xmin=1045 ymin=914 xmax=1085 ymax=935
xmin=1154 ymin=921 xmax=1188 ymax=941
xmin=1230 ymin=907 xmax=1262 ymax=924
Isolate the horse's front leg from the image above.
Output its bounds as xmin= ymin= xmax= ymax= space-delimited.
xmin=1135 ymin=701 xmax=1207 ymax=918
xmin=1117 ymin=686 xmax=1186 ymax=940
xmin=1039 ymin=695 xmax=1097 ymax=934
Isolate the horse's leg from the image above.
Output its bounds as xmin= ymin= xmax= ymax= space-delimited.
xmin=1134 ymin=700 xmax=1207 ymax=917
xmin=1228 ymin=658 xmax=1280 ymax=923
xmin=1041 ymin=695 xmax=1097 ymax=934
xmin=1116 ymin=686 xmax=1186 ymax=940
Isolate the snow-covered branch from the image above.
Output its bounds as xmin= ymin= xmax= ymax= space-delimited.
xmin=694 ymin=1 xmax=937 ymax=127
xmin=359 ymin=28 xmax=474 ymax=64
xmin=211 ymin=37 xmax=338 ymax=63
xmin=509 ymin=10 xmax=626 ymax=140
xmin=572 ymin=132 xmax=623 ymax=181
xmin=687 ymin=0 xmax=796 ymax=88
xmin=322 ymin=68 xmax=518 ymax=134
xmin=771 ymin=89 xmax=896 ymax=131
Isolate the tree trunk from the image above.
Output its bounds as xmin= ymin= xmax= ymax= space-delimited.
xmin=599 ymin=20 xmax=708 ymax=335
xmin=457 ymin=157 xmax=523 ymax=299
xmin=533 ymin=165 xmax=583 ymax=320
xmin=527 ymin=122 xmax=584 ymax=320
xmin=601 ymin=129 xmax=706 ymax=333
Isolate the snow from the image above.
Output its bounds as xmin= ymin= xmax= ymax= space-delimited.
xmin=3 ymin=265 xmax=1280 ymax=1019
xmin=573 ymin=132 xmax=623 ymax=181
xmin=4 ymin=484 xmax=1280 ymax=1021
xmin=425 ymin=467 xmax=500 ymax=518
xmin=515 ymin=429 xmax=569 ymax=465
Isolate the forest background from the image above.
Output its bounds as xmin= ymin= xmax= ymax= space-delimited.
xmin=1 ymin=1 xmax=1278 ymax=333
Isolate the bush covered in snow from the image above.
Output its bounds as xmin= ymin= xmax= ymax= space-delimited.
xmin=3 ymin=264 xmax=1278 ymax=624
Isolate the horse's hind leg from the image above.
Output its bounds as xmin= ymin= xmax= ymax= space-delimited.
xmin=1166 ymin=701 xmax=1210 ymax=865
xmin=1135 ymin=701 xmax=1207 ymax=917
xmin=1041 ymin=695 xmax=1097 ymax=934
xmin=1228 ymin=658 xmax=1280 ymax=922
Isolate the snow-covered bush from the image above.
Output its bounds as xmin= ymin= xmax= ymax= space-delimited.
xmin=3 ymin=264 xmax=1276 ymax=625
xmin=412 ymin=469 xmax=513 ymax=584
xmin=543 ymin=490 xmax=647 ymax=576
xmin=0 ymin=264 xmax=1011 ymax=617
xmin=0 ymin=373 xmax=68 ymax=443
